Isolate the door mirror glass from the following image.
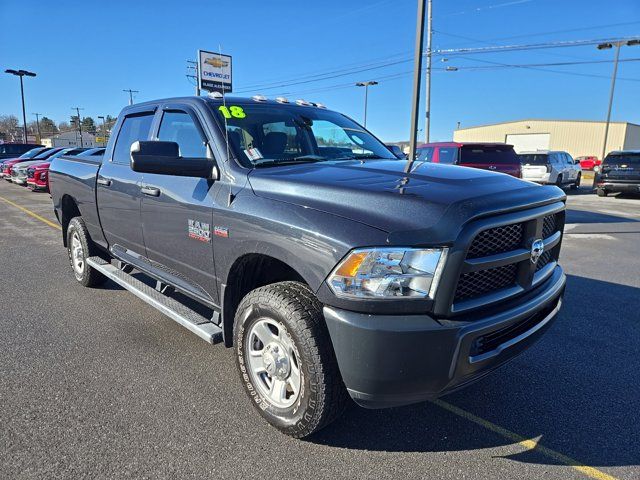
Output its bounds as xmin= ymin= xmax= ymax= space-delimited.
xmin=130 ymin=141 xmax=217 ymax=179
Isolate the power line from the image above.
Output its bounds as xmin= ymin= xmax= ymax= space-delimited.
xmin=437 ymin=36 xmax=640 ymax=55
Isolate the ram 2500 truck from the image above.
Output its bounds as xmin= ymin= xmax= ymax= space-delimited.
xmin=49 ymin=95 xmax=566 ymax=438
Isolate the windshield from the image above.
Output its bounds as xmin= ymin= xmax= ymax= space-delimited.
xmin=210 ymin=102 xmax=397 ymax=167
xmin=604 ymin=153 xmax=640 ymax=166
xmin=520 ymin=153 xmax=549 ymax=165
xmin=33 ymin=147 xmax=63 ymax=160
xmin=460 ymin=145 xmax=519 ymax=164
xmin=19 ymin=147 xmax=47 ymax=159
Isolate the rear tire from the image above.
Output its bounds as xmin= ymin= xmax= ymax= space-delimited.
xmin=596 ymin=188 xmax=608 ymax=197
xmin=234 ymin=281 xmax=349 ymax=438
xmin=66 ymin=217 xmax=107 ymax=287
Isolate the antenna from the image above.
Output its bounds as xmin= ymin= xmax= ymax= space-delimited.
xmin=219 ymin=44 xmax=231 ymax=163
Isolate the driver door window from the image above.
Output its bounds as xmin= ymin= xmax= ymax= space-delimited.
xmin=157 ymin=111 xmax=207 ymax=158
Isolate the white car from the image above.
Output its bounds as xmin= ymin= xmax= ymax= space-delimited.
xmin=520 ymin=150 xmax=582 ymax=189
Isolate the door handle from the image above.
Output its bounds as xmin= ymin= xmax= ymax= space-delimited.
xmin=141 ymin=186 xmax=161 ymax=197
xmin=97 ymin=178 xmax=112 ymax=186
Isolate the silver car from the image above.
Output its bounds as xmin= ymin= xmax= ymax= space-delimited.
xmin=520 ymin=150 xmax=582 ymax=189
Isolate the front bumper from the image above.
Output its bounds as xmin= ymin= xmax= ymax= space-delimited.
xmin=324 ymin=266 xmax=566 ymax=409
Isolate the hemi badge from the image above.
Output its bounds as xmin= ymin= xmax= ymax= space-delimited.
xmin=214 ymin=226 xmax=229 ymax=238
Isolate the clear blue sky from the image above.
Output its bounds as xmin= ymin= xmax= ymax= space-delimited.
xmin=1 ymin=0 xmax=639 ymax=142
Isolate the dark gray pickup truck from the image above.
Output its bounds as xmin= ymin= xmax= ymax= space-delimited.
xmin=49 ymin=95 xmax=566 ymax=438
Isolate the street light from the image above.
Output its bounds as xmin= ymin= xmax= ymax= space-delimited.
xmin=355 ymin=81 xmax=378 ymax=128
xmin=596 ymin=39 xmax=640 ymax=164
xmin=4 ymin=69 xmax=37 ymax=143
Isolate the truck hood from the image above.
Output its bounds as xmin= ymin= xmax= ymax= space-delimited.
xmin=248 ymin=160 xmax=565 ymax=245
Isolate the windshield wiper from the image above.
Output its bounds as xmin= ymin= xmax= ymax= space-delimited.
xmin=334 ymin=154 xmax=392 ymax=161
xmin=253 ymin=155 xmax=327 ymax=168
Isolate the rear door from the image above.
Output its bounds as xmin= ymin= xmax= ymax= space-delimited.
xmin=139 ymin=104 xmax=220 ymax=305
xmin=97 ymin=107 xmax=155 ymax=257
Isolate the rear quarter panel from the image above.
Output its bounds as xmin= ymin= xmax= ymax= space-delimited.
xmin=49 ymin=155 xmax=106 ymax=247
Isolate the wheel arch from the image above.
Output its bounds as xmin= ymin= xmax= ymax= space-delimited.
xmin=60 ymin=194 xmax=82 ymax=247
xmin=221 ymin=253 xmax=308 ymax=347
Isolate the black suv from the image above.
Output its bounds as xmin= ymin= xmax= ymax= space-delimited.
xmin=597 ymin=151 xmax=640 ymax=196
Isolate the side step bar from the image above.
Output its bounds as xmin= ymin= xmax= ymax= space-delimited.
xmin=86 ymin=257 xmax=223 ymax=344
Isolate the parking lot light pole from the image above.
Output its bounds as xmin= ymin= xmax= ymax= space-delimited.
xmin=4 ymin=69 xmax=37 ymax=143
xmin=597 ymin=39 xmax=640 ymax=164
xmin=404 ymin=0 xmax=427 ymax=174
xmin=355 ymin=81 xmax=378 ymax=128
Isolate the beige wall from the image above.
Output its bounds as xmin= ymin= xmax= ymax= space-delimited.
xmin=453 ymin=120 xmax=635 ymax=158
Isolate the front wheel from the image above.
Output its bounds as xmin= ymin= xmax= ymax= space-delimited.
xmin=66 ymin=217 xmax=107 ymax=287
xmin=555 ymin=174 xmax=563 ymax=187
xmin=571 ymin=173 xmax=581 ymax=190
xmin=234 ymin=281 xmax=349 ymax=438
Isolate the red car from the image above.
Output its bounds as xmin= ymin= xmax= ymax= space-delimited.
xmin=1 ymin=147 xmax=63 ymax=180
xmin=26 ymin=161 xmax=51 ymax=191
xmin=416 ymin=142 xmax=522 ymax=178
xmin=576 ymin=156 xmax=601 ymax=170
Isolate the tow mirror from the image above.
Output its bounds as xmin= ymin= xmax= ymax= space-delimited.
xmin=130 ymin=141 xmax=218 ymax=179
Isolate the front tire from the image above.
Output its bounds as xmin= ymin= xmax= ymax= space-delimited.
xmin=555 ymin=174 xmax=563 ymax=187
xmin=66 ymin=217 xmax=107 ymax=287
xmin=571 ymin=173 xmax=581 ymax=190
xmin=234 ymin=281 xmax=348 ymax=438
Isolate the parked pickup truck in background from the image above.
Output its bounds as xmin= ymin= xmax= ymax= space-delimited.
xmin=49 ymin=95 xmax=567 ymax=438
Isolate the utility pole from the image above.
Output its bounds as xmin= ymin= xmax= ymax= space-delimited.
xmin=424 ymin=0 xmax=433 ymax=143
xmin=4 ymin=69 xmax=36 ymax=143
xmin=355 ymin=81 xmax=378 ymax=128
xmin=597 ymin=39 xmax=639 ymax=163
xmin=97 ymin=116 xmax=108 ymax=146
xmin=72 ymin=107 xmax=84 ymax=147
xmin=122 ymin=89 xmax=139 ymax=105
xmin=404 ymin=0 xmax=427 ymax=174
xmin=187 ymin=60 xmax=200 ymax=96
xmin=33 ymin=112 xmax=42 ymax=143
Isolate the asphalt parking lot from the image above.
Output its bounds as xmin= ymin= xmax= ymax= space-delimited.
xmin=1 ymin=180 xmax=639 ymax=480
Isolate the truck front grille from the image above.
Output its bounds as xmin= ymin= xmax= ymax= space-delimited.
xmin=451 ymin=210 xmax=563 ymax=309
xmin=467 ymin=223 xmax=523 ymax=259
xmin=27 ymin=168 xmax=35 ymax=178
xmin=455 ymin=264 xmax=518 ymax=301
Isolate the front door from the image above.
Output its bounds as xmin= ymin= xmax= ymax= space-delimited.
xmin=97 ymin=110 xmax=155 ymax=257
xmin=140 ymin=106 xmax=220 ymax=305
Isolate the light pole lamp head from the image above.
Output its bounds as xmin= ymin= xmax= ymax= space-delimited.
xmin=597 ymin=43 xmax=613 ymax=50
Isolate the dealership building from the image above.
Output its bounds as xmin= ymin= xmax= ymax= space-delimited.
xmin=453 ymin=119 xmax=640 ymax=158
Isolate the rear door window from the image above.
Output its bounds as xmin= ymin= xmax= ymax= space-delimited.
xmin=112 ymin=113 xmax=154 ymax=164
xmin=157 ymin=110 xmax=207 ymax=158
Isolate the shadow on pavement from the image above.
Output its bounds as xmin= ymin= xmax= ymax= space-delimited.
xmin=565 ymin=208 xmax=638 ymax=224
xmin=309 ymin=274 xmax=640 ymax=469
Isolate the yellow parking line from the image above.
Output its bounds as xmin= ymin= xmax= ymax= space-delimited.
xmin=0 ymin=194 xmax=61 ymax=231
xmin=432 ymin=400 xmax=618 ymax=480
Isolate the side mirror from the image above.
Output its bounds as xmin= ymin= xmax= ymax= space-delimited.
xmin=130 ymin=141 xmax=218 ymax=179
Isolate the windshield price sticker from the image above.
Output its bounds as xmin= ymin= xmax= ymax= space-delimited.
xmin=244 ymin=148 xmax=263 ymax=161
xmin=218 ymin=105 xmax=246 ymax=119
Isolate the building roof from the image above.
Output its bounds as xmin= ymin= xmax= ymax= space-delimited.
xmin=456 ymin=119 xmax=640 ymax=131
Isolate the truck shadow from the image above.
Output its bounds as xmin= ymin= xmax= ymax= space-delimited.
xmin=565 ymin=208 xmax=638 ymax=224
xmin=309 ymin=274 xmax=640 ymax=469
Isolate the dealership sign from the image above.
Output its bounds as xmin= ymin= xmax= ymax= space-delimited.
xmin=198 ymin=50 xmax=232 ymax=93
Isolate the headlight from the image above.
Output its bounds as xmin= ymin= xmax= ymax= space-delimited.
xmin=328 ymin=247 xmax=447 ymax=299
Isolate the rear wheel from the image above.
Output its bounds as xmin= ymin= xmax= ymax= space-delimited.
xmin=66 ymin=217 xmax=107 ymax=287
xmin=596 ymin=188 xmax=608 ymax=197
xmin=234 ymin=281 xmax=349 ymax=438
